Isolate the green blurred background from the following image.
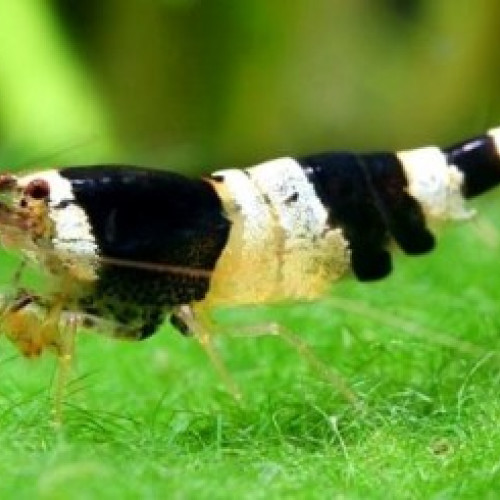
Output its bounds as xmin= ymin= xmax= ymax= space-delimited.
xmin=1 ymin=0 xmax=500 ymax=174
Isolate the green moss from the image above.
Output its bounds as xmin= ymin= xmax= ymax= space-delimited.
xmin=0 ymin=194 xmax=499 ymax=499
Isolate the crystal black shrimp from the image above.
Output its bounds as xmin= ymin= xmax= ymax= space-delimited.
xmin=0 ymin=127 xmax=499 ymax=409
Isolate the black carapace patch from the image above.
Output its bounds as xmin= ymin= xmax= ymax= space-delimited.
xmin=445 ymin=134 xmax=500 ymax=198
xmin=299 ymin=152 xmax=434 ymax=282
xmin=60 ymin=166 xmax=231 ymax=337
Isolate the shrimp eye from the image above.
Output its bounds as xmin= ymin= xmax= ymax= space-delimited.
xmin=25 ymin=179 xmax=50 ymax=200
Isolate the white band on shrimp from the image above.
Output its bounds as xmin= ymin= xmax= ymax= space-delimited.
xmin=19 ymin=169 xmax=98 ymax=255
xmin=488 ymin=127 xmax=500 ymax=154
xmin=397 ymin=146 xmax=474 ymax=221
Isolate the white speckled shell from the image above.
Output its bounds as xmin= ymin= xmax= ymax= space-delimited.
xmin=208 ymin=158 xmax=350 ymax=306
